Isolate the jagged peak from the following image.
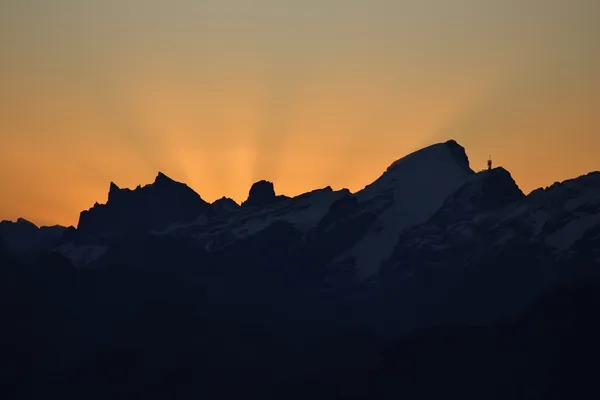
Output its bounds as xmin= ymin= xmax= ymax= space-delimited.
xmin=444 ymin=139 xmax=471 ymax=172
xmin=154 ymin=171 xmax=175 ymax=185
xmin=108 ymin=181 xmax=123 ymax=203
xmin=105 ymin=173 xmax=182 ymax=201
xmin=385 ymin=140 xmax=472 ymax=174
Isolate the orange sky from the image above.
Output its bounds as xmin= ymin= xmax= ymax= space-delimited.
xmin=1 ymin=1 xmax=599 ymax=227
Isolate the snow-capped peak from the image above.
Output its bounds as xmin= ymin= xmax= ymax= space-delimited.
xmin=339 ymin=140 xmax=476 ymax=280
xmin=358 ymin=140 xmax=473 ymax=200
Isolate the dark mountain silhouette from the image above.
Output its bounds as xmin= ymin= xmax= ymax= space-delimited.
xmin=212 ymin=196 xmax=240 ymax=215
xmin=430 ymin=166 xmax=525 ymax=225
xmin=77 ymin=172 xmax=213 ymax=242
xmin=242 ymin=180 xmax=289 ymax=207
xmin=1 ymin=139 xmax=599 ymax=399
xmin=0 ymin=218 xmax=70 ymax=251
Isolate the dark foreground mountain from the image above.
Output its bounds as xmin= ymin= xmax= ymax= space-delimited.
xmin=1 ymin=140 xmax=599 ymax=399
xmin=77 ymin=172 xmax=213 ymax=242
xmin=1 ymin=248 xmax=598 ymax=399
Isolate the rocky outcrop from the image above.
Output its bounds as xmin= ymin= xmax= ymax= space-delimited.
xmin=77 ymin=172 xmax=212 ymax=241
xmin=430 ymin=167 xmax=525 ymax=225
xmin=242 ymin=180 xmax=289 ymax=208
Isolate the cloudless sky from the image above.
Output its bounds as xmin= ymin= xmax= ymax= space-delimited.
xmin=1 ymin=0 xmax=599 ymax=226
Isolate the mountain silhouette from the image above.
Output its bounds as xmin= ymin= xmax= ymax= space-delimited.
xmin=242 ymin=180 xmax=289 ymax=208
xmin=1 ymin=139 xmax=599 ymax=399
xmin=430 ymin=166 xmax=525 ymax=225
xmin=212 ymin=197 xmax=240 ymax=214
xmin=0 ymin=218 xmax=70 ymax=251
xmin=77 ymin=172 xmax=213 ymax=242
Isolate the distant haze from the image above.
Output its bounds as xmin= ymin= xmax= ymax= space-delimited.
xmin=1 ymin=0 xmax=599 ymax=226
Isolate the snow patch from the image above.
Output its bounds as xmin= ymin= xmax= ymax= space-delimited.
xmin=57 ymin=243 xmax=107 ymax=266
xmin=232 ymin=189 xmax=346 ymax=238
xmin=491 ymin=230 xmax=516 ymax=249
xmin=545 ymin=214 xmax=600 ymax=252
xmin=192 ymin=189 xmax=348 ymax=245
xmin=340 ymin=142 xmax=474 ymax=280
xmin=154 ymin=214 xmax=208 ymax=235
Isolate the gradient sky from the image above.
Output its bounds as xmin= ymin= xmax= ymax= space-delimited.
xmin=1 ymin=0 xmax=599 ymax=226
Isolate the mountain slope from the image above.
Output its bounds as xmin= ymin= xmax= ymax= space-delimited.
xmin=0 ymin=218 xmax=69 ymax=251
xmin=1 ymin=139 xmax=599 ymax=398
xmin=2 ymin=140 xmax=598 ymax=332
xmin=430 ymin=167 xmax=525 ymax=225
xmin=334 ymin=140 xmax=476 ymax=280
xmin=368 ymin=168 xmax=600 ymax=333
xmin=77 ymin=172 xmax=213 ymax=242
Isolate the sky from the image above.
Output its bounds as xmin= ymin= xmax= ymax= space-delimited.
xmin=1 ymin=0 xmax=599 ymax=226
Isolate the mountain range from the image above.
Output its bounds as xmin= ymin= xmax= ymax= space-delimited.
xmin=1 ymin=139 xmax=599 ymax=399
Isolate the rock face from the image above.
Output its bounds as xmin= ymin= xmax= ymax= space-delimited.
xmin=77 ymin=172 xmax=212 ymax=241
xmin=242 ymin=180 xmax=288 ymax=208
xmin=342 ymin=140 xmax=477 ymax=279
xmin=430 ymin=167 xmax=526 ymax=225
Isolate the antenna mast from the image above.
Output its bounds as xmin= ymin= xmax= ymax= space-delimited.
xmin=487 ymin=155 xmax=492 ymax=171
